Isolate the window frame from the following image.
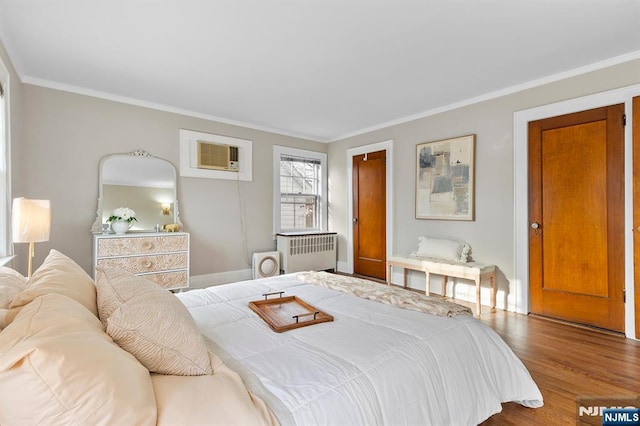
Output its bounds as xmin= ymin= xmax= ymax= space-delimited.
xmin=0 ymin=57 xmax=10 ymax=258
xmin=273 ymin=146 xmax=327 ymax=234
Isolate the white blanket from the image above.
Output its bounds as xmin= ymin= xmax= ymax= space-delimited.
xmin=178 ymin=273 xmax=543 ymax=425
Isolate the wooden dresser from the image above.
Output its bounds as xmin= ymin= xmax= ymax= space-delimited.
xmin=93 ymin=232 xmax=189 ymax=290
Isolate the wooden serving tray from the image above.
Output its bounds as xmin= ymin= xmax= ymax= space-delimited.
xmin=249 ymin=292 xmax=333 ymax=333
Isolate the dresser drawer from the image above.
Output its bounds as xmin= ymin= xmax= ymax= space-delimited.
xmin=96 ymin=253 xmax=188 ymax=274
xmin=142 ymin=271 xmax=189 ymax=289
xmin=97 ymin=234 xmax=188 ymax=257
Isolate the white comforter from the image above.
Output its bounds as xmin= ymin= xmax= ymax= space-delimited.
xmin=178 ymin=274 xmax=543 ymax=426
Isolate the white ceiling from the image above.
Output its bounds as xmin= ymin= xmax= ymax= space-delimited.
xmin=1 ymin=0 xmax=639 ymax=142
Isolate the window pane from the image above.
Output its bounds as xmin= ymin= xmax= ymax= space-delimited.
xmin=280 ymin=195 xmax=318 ymax=230
xmin=279 ymin=154 xmax=321 ymax=230
xmin=280 ymin=176 xmax=293 ymax=193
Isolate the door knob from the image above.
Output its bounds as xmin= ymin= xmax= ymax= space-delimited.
xmin=352 ymin=217 xmax=358 ymax=223
xmin=531 ymin=222 xmax=540 ymax=235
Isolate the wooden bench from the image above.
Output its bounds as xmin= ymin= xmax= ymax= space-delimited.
xmin=386 ymin=255 xmax=496 ymax=317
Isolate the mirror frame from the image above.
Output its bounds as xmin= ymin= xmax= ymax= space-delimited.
xmin=91 ymin=150 xmax=182 ymax=234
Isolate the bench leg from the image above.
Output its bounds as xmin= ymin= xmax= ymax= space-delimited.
xmin=387 ymin=264 xmax=392 ymax=286
xmin=425 ymin=270 xmax=430 ymax=296
xmin=490 ymin=272 xmax=496 ymax=310
xmin=441 ymin=275 xmax=447 ymax=297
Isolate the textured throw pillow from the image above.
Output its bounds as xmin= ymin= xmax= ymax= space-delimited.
xmin=9 ymin=249 xmax=97 ymax=317
xmin=0 ymin=267 xmax=27 ymax=309
xmin=0 ymin=293 xmax=157 ymax=425
xmin=415 ymin=237 xmax=471 ymax=263
xmin=94 ymin=266 xmax=161 ymax=326
xmin=96 ymin=267 xmax=213 ymax=376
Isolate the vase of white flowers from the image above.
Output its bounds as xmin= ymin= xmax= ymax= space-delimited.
xmin=106 ymin=207 xmax=137 ymax=234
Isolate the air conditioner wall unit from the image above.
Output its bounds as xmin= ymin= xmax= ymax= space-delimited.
xmin=197 ymin=140 xmax=239 ymax=172
xmin=252 ymin=251 xmax=280 ymax=279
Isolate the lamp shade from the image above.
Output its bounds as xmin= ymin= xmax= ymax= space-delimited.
xmin=12 ymin=198 xmax=51 ymax=243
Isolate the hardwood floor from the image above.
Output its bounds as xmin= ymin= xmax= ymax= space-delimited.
xmin=472 ymin=305 xmax=640 ymax=425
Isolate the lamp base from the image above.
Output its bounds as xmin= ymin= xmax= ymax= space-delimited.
xmin=27 ymin=241 xmax=35 ymax=278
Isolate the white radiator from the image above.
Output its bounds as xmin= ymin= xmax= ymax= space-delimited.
xmin=277 ymin=232 xmax=337 ymax=274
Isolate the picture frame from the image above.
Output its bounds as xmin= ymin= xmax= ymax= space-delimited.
xmin=415 ymin=134 xmax=475 ymax=220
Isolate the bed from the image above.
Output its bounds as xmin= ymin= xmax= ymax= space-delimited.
xmin=178 ymin=271 xmax=543 ymax=425
xmin=0 ymin=250 xmax=542 ymax=425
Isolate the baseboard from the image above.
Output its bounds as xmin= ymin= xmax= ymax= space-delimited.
xmin=336 ymin=261 xmax=350 ymax=274
xmin=188 ymin=269 xmax=252 ymax=290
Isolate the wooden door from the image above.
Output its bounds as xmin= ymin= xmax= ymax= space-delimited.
xmin=529 ymin=104 xmax=625 ymax=332
xmin=353 ymin=150 xmax=386 ymax=280
xmin=633 ymin=96 xmax=640 ymax=337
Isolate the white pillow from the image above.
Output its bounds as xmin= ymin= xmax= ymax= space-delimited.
xmin=0 ymin=308 xmax=9 ymax=330
xmin=0 ymin=293 xmax=157 ymax=425
xmin=10 ymin=249 xmax=97 ymax=317
xmin=96 ymin=267 xmax=213 ymax=376
xmin=152 ymin=352 xmax=277 ymax=426
xmin=0 ymin=267 xmax=27 ymax=309
xmin=415 ymin=237 xmax=471 ymax=262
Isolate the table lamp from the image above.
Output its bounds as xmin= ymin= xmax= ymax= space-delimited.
xmin=12 ymin=198 xmax=51 ymax=278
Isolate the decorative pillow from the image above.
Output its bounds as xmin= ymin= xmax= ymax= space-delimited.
xmin=0 ymin=293 xmax=157 ymax=425
xmin=415 ymin=237 xmax=471 ymax=263
xmin=94 ymin=266 xmax=161 ymax=327
xmin=9 ymin=249 xmax=97 ymax=317
xmin=0 ymin=267 xmax=27 ymax=309
xmin=96 ymin=267 xmax=213 ymax=376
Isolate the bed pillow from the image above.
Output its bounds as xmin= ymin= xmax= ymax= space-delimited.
xmin=415 ymin=237 xmax=471 ymax=262
xmin=0 ymin=293 xmax=157 ymax=425
xmin=0 ymin=309 xmax=9 ymax=330
xmin=0 ymin=267 xmax=27 ymax=310
xmin=151 ymin=351 xmax=277 ymax=426
xmin=96 ymin=267 xmax=213 ymax=376
xmin=9 ymin=249 xmax=97 ymax=317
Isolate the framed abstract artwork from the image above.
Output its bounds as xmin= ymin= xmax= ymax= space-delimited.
xmin=415 ymin=134 xmax=475 ymax=220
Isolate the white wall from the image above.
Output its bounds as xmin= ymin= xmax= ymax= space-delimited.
xmin=328 ymin=58 xmax=640 ymax=313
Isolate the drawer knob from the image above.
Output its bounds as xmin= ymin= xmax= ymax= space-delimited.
xmin=142 ymin=260 xmax=153 ymax=268
xmin=142 ymin=241 xmax=154 ymax=249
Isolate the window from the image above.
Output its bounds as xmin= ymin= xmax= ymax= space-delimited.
xmin=273 ymin=146 xmax=327 ymax=234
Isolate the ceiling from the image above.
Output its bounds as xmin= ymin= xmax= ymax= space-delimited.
xmin=1 ymin=1 xmax=639 ymax=142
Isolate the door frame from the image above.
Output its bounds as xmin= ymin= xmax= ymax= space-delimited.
xmin=514 ymin=83 xmax=640 ymax=339
xmin=345 ymin=140 xmax=394 ymax=274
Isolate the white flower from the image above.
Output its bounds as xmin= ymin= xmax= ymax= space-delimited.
xmin=107 ymin=207 xmax=137 ymax=223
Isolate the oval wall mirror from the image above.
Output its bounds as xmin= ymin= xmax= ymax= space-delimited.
xmin=91 ymin=150 xmax=181 ymax=233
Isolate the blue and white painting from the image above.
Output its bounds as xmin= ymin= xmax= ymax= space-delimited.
xmin=416 ymin=134 xmax=475 ymax=220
